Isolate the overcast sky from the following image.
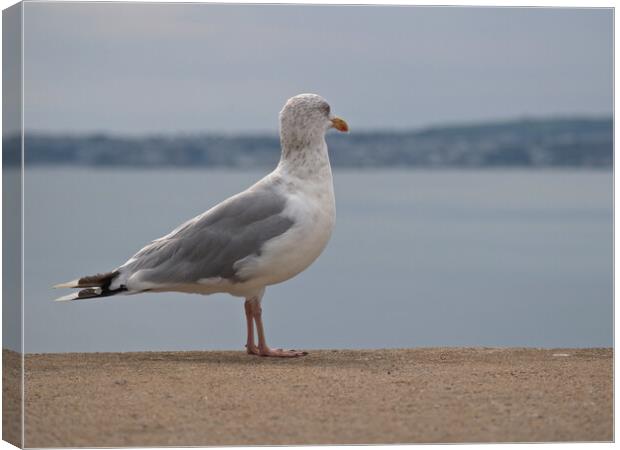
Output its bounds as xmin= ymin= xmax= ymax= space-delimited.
xmin=21 ymin=3 xmax=613 ymax=135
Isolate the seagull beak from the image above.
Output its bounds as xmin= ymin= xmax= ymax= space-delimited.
xmin=330 ymin=117 xmax=349 ymax=133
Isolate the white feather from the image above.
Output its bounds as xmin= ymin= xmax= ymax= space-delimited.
xmin=53 ymin=279 xmax=81 ymax=289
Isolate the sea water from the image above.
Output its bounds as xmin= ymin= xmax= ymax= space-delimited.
xmin=19 ymin=168 xmax=612 ymax=353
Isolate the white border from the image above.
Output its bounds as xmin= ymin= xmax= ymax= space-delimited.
xmin=1 ymin=0 xmax=619 ymax=7
xmin=0 ymin=1 xmax=615 ymax=450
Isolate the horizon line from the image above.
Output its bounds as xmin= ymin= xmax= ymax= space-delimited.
xmin=9 ymin=113 xmax=613 ymax=139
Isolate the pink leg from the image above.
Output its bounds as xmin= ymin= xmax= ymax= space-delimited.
xmin=244 ymin=297 xmax=307 ymax=358
xmin=244 ymin=299 xmax=259 ymax=355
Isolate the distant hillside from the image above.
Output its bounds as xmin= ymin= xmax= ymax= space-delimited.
xmin=4 ymin=117 xmax=613 ymax=168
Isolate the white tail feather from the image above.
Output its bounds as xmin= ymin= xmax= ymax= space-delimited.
xmin=53 ymin=279 xmax=81 ymax=289
xmin=54 ymin=287 xmax=103 ymax=302
xmin=54 ymin=292 xmax=81 ymax=302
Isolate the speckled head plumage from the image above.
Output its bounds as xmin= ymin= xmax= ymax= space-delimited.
xmin=279 ymin=94 xmax=348 ymax=154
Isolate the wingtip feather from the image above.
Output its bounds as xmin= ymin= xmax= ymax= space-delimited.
xmin=54 ymin=293 xmax=79 ymax=302
xmin=53 ymin=279 xmax=80 ymax=289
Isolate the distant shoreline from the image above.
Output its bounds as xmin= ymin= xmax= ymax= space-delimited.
xmin=4 ymin=117 xmax=612 ymax=169
xmin=7 ymin=347 xmax=612 ymax=446
xmin=17 ymin=165 xmax=615 ymax=171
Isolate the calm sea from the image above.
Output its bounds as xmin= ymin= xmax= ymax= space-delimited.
xmin=17 ymin=168 xmax=612 ymax=353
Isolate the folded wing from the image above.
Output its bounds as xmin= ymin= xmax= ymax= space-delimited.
xmin=118 ymin=184 xmax=295 ymax=288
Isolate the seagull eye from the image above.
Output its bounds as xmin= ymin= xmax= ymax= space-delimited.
xmin=322 ymin=104 xmax=331 ymax=116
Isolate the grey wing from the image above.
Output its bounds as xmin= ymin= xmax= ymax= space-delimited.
xmin=121 ymin=184 xmax=294 ymax=285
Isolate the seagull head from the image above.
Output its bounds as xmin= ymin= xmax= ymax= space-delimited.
xmin=279 ymin=94 xmax=348 ymax=150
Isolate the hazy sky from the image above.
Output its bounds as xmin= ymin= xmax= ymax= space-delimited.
xmin=22 ymin=3 xmax=612 ymax=135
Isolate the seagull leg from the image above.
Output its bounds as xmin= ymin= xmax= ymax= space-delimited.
xmin=248 ymin=297 xmax=307 ymax=358
xmin=244 ymin=298 xmax=259 ymax=355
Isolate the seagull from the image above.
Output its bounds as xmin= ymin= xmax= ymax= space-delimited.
xmin=54 ymin=93 xmax=348 ymax=357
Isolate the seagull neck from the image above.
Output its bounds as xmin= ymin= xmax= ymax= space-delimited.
xmin=278 ymin=137 xmax=332 ymax=180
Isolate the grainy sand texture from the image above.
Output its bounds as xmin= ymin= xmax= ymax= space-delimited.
xmin=3 ymin=350 xmax=22 ymax=447
xmin=8 ymin=347 xmax=613 ymax=447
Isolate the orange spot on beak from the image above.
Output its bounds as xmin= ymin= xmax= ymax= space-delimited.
xmin=331 ymin=117 xmax=349 ymax=133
